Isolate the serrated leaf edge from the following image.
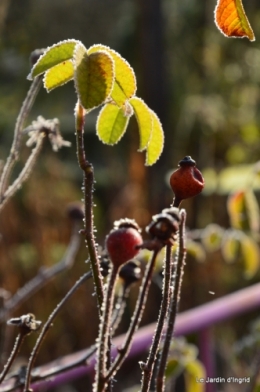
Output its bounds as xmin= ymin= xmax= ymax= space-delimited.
xmin=96 ymin=103 xmax=130 ymax=145
xmin=28 ymin=39 xmax=79 ymax=80
xmin=145 ymin=109 xmax=165 ymax=166
xmin=73 ymin=43 xmax=115 ymax=112
xmin=43 ymin=60 xmax=74 ymax=92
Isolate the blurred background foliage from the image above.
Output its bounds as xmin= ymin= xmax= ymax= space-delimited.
xmin=1 ymin=0 xmax=260 ymax=390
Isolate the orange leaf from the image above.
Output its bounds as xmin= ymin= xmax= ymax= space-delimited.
xmin=214 ymin=0 xmax=255 ymax=42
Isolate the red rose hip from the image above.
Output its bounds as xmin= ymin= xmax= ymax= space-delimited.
xmin=105 ymin=219 xmax=143 ymax=270
xmin=170 ymin=156 xmax=204 ymax=206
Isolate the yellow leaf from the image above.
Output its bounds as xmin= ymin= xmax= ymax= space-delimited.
xmin=129 ymin=97 xmax=152 ymax=151
xmin=44 ymin=60 xmax=74 ymax=91
xmin=215 ymin=0 xmax=255 ymax=41
xmin=239 ymin=233 xmax=259 ymax=279
xmin=185 ymin=360 xmax=206 ymax=392
xmin=96 ymin=103 xmax=130 ymax=144
xmin=145 ymin=110 xmax=164 ymax=166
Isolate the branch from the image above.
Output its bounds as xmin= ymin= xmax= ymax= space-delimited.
xmin=0 ymin=221 xmax=82 ymax=323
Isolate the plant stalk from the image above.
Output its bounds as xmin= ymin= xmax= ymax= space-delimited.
xmin=75 ymin=102 xmax=104 ymax=311
xmin=156 ymin=209 xmax=187 ymax=392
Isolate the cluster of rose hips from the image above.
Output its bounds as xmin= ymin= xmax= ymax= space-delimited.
xmin=105 ymin=156 xmax=204 ymax=269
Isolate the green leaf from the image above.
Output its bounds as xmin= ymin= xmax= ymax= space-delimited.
xmin=239 ymin=233 xmax=259 ymax=279
xmin=145 ymin=110 xmax=164 ymax=166
xmin=96 ymin=103 xmax=130 ymax=144
xmin=201 ymin=224 xmax=224 ymax=252
xmin=43 ymin=60 xmax=74 ymax=91
xmin=29 ymin=39 xmax=78 ymax=79
xmin=221 ymin=229 xmax=240 ymax=264
xmin=88 ymin=44 xmax=136 ymax=106
xmin=129 ymin=97 xmax=152 ymax=151
xmin=186 ymin=240 xmax=206 ymax=262
xmin=185 ymin=360 xmax=206 ymax=392
xmin=74 ymin=43 xmax=114 ymax=110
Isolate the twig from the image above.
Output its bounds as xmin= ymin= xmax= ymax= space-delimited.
xmin=156 ymin=209 xmax=187 ymax=392
xmin=0 ymin=133 xmax=45 ymax=212
xmin=0 ymin=221 xmax=82 ymax=323
xmin=75 ymin=102 xmax=104 ymax=311
xmin=0 ymin=333 xmax=26 ymax=384
xmin=23 ymin=271 xmax=92 ymax=392
xmin=104 ymin=250 xmax=158 ymax=383
xmin=3 ymin=280 xmax=260 ymax=391
xmin=0 ymin=76 xmax=42 ymax=199
xmin=95 ymin=266 xmax=118 ymax=392
xmin=140 ymin=244 xmax=173 ymax=392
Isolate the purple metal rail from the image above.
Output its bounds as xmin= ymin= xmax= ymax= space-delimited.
xmin=1 ymin=282 xmax=260 ymax=391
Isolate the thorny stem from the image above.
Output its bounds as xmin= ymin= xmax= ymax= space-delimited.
xmin=104 ymin=250 xmax=158 ymax=384
xmin=156 ymin=209 xmax=187 ymax=392
xmin=6 ymin=284 xmax=130 ymax=390
xmin=95 ymin=267 xmax=118 ymax=392
xmin=75 ymin=102 xmax=104 ymax=311
xmin=23 ymin=271 xmax=92 ymax=392
xmin=0 ymin=133 xmax=45 ymax=212
xmin=140 ymin=244 xmax=173 ymax=392
xmin=0 ymin=76 xmax=42 ymax=199
xmin=0 ymin=332 xmax=27 ymax=384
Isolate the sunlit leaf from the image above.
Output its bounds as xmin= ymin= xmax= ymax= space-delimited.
xmin=88 ymin=44 xmax=136 ymax=106
xmin=239 ymin=233 xmax=259 ymax=279
xmin=165 ymin=359 xmax=181 ymax=379
xmin=74 ymin=43 xmax=114 ymax=110
xmin=201 ymin=224 xmax=225 ymax=252
xmin=186 ymin=240 xmax=206 ymax=262
xmin=29 ymin=39 xmax=78 ymax=79
xmin=214 ymin=0 xmax=255 ymax=41
xmin=221 ymin=229 xmax=240 ymax=263
xmin=96 ymin=103 xmax=130 ymax=144
xmin=129 ymin=97 xmax=152 ymax=151
xmin=145 ymin=110 xmax=164 ymax=166
xmin=185 ymin=360 xmax=206 ymax=392
xmin=227 ymin=190 xmax=260 ymax=233
xmin=43 ymin=60 xmax=74 ymax=91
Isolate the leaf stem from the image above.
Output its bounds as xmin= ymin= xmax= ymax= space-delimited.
xmin=140 ymin=244 xmax=173 ymax=392
xmin=156 ymin=209 xmax=187 ymax=392
xmin=75 ymin=102 xmax=104 ymax=311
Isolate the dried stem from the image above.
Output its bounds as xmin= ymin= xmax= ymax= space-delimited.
xmin=105 ymin=250 xmax=158 ymax=384
xmin=140 ymin=244 xmax=173 ymax=392
xmin=0 ymin=76 xmax=42 ymax=199
xmin=0 ymin=133 xmax=45 ymax=212
xmin=23 ymin=271 xmax=92 ymax=392
xmin=75 ymin=102 xmax=104 ymax=311
xmin=0 ymin=221 xmax=81 ymax=323
xmin=95 ymin=266 xmax=118 ymax=392
xmin=0 ymin=332 xmax=27 ymax=384
xmin=156 ymin=209 xmax=187 ymax=392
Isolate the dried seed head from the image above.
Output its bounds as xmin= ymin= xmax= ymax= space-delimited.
xmin=67 ymin=202 xmax=84 ymax=221
xmin=7 ymin=313 xmax=42 ymax=335
xmin=113 ymin=218 xmax=141 ymax=232
xmin=146 ymin=209 xmax=180 ymax=245
xmin=119 ymin=260 xmax=142 ymax=287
